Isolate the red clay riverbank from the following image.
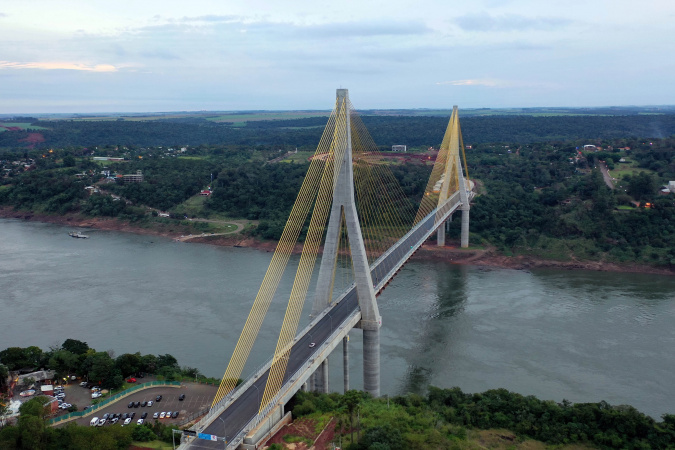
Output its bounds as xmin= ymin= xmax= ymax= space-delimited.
xmin=2 ymin=207 xmax=672 ymax=276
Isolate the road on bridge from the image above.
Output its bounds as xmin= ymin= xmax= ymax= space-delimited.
xmin=187 ymin=196 xmax=461 ymax=449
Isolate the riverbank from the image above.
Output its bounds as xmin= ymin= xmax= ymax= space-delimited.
xmin=2 ymin=207 xmax=672 ymax=276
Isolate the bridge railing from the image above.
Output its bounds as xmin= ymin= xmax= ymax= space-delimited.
xmin=187 ymin=193 xmax=467 ymax=448
xmin=225 ymin=305 xmax=362 ymax=449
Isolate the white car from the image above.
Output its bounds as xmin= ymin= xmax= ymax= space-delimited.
xmin=90 ymin=417 xmax=99 ymax=426
xmin=91 ymin=392 xmax=102 ymax=398
xmin=159 ymin=411 xmax=166 ymax=419
xmin=97 ymin=418 xmax=106 ymax=427
xmin=123 ymin=418 xmax=132 ymax=426
xmin=146 ymin=400 xmax=153 ymax=407
xmin=137 ymin=418 xmax=144 ymax=425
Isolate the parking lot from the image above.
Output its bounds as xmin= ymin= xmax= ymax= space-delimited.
xmin=65 ymin=383 xmax=218 ymax=427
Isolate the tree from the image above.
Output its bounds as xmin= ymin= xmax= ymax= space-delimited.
xmin=62 ymin=339 xmax=90 ymax=355
xmin=0 ymin=364 xmax=8 ymax=392
xmin=0 ymin=346 xmax=44 ymax=371
xmin=115 ymin=353 xmax=141 ymax=378
xmin=627 ymin=172 xmax=656 ymax=200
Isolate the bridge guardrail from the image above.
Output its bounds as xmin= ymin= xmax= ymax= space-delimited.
xmin=186 ymin=194 xmax=466 ymax=448
xmin=48 ymin=381 xmax=181 ymax=425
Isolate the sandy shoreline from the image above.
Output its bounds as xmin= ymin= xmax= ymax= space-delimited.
xmin=2 ymin=207 xmax=673 ymax=276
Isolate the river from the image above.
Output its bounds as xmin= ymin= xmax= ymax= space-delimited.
xmin=1 ymin=218 xmax=674 ymax=418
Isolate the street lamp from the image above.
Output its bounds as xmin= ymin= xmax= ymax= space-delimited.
xmin=216 ymin=417 xmax=228 ymax=449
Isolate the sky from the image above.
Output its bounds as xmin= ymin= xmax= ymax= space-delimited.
xmin=1 ymin=0 xmax=674 ymax=113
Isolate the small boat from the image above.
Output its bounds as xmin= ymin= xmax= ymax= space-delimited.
xmin=68 ymin=231 xmax=89 ymax=239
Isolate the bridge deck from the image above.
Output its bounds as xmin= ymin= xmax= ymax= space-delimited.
xmin=184 ymin=193 xmax=466 ymax=449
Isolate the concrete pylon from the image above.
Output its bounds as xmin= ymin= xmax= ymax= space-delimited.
xmin=312 ymin=89 xmax=381 ymax=397
xmin=343 ymin=335 xmax=349 ymax=393
xmin=437 ymin=106 xmax=470 ymax=248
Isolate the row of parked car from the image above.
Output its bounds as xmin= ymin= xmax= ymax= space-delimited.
xmin=53 ymin=386 xmax=73 ymax=410
xmin=89 ymin=409 xmax=180 ymax=427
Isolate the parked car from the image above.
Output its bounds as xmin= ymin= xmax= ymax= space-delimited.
xmin=153 ymin=412 xmax=159 ymax=419
xmin=90 ymin=417 xmax=99 ymax=426
xmin=122 ymin=413 xmax=129 ymax=419
xmin=110 ymin=417 xmax=119 ymax=425
xmin=133 ymin=401 xmax=140 ymax=408
xmin=178 ymin=394 xmax=185 ymax=401
xmin=156 ymin=395 xmax=162 ymax=402
xmin=91 ymin=392 xmax=102 ymax=398
xmin=159 ymin=411 xmax=166 ymax=419
xmin=123 ymin=418 xmax=131 ymax=426
xmin=141 ymin=401 xmax=147 ymax=407
xmin=97 ymin=418 xmax=106 ymax=427
xmin=126 ymin=377 xmax=136 ymax=383
xmin=137 ymin=418 xmax=144 ymax=425
xmin=141 ymin=412 xmax=148 ymax=419
xmin=102 ymin=413 xmax=109 ymax=420
xmin=79 ymin=381 xmax=88 ymax=387
xmin=128 ymin=402 xmax=134 ymax=408
xmin=147 ymin=401 xmax=153 ymax=407
xmin=171 ymin=411 xmax=179 ymax=419
xmin=129 ymin=412 xmax=136 ymax=419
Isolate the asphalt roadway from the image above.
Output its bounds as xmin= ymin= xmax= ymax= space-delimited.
xmin=189 ymin=198 xmax=459 ymax=449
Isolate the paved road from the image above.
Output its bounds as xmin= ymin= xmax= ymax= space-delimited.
xmin=188 ymin=196 xmax=461 ymax=449
xmin=599 ymin=163 xmax=615 ymax=189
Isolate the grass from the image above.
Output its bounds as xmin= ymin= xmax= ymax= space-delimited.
xmin=177 ymin=156 xmax=209 ymax=160
xmin=173 ymin=195 xmax=207 ymax=217
xmin=0 ymin=122 xmax=49 ymax=130
xmin=280 ymin=151 xmax=314 ymax=163
xmin=206 ymin=111 xmax=330 ymax=123
xmin=130 ymin=440 xmax=173 ymax=449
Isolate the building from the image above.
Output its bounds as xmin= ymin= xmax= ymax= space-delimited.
xmin=391 ymin=145 xmax=407 ymax=152
xmin=123 ymin=170 xmax=144 ymax=184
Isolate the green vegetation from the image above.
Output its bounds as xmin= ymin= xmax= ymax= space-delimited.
xmin=0 ymin=395 xmax=181 ymax=449
xmin=0 ymin=340 xmax=213 ymax=391
xmin=289 ymin=388 xmax=675 ymax=450
xmin=1 ymin=114 xmax=674 ymax=267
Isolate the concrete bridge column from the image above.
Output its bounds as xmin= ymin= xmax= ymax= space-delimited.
xmin=309 ymin=372 xmax=317 ymax=392
xmin=436 ymin=221 xmax=446 ymax=246
xmin=343 ymin=335 xmax=349 ymax=393
xmin=321 ymin=358 xmax=329 ymax=394
xmin=363 ymin=328 xmax=380 ymax=397
xmin=461 ymin=207 xmax=469 ymax=248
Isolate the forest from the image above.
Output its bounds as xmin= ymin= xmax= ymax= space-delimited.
xmin=285 ymin=388 xmax=675 ymax=449
xmin=2 ymin=113 xmax=675 ymax=150
xmin=1 ymin=114 xmax=674 ymax=267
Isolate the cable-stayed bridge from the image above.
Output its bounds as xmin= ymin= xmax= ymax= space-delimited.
xmin=182 ymin=89 xmax=473 ymax=449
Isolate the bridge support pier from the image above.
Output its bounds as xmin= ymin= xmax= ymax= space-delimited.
xmin=363 ymin=328 xmax=380 ymax=397
xmin=461 ymin=207 xmax=469 ymax=248
xmin=343 ymin=335 xmax=349 ymax=393
xmin=321 ymin=358 xmax=329 ymax=393
xmin=436 ymin=222 xmax=446 ymax=246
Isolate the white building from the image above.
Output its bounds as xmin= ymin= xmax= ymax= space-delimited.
xmin=391 ymin=145 xmax=407 ymax=152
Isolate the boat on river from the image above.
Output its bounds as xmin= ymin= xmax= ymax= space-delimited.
xmin=68 ymin=231 xmax=89 ymax=239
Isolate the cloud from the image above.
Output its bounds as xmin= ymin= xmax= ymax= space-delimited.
xmin=0 ymin=61 xmax=118 ymax=72
xmin=139 ymin=50 xmax=181 ymax=61
xmin=293 ymin=20 xmax=432 ymax=38
xmin=0 ymin=12 xmax=7 ymax=18
xmin=454 ymin=12 xmax=573 ymax=32
xmin=436 ymin=79 xmax=504 ymax=87
xmin=178 ymin=15 xmax=240 ymax=23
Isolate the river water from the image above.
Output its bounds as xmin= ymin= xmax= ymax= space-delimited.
xmin=1 ymin=218 xmax=674 ymax=418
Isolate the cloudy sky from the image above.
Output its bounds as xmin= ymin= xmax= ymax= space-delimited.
xmin=1 ymin=0 xmax=674 ymax=113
